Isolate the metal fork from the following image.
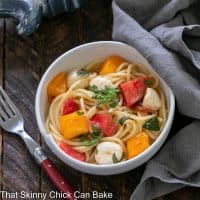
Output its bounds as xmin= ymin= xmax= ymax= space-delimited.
xmin=0 ymin=86 xmax=76 ymax=200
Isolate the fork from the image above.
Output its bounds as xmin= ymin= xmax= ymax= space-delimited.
xmin=0 ymin=86 xmax=77 ymax=200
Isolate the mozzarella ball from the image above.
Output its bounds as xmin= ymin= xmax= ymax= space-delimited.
xmin=95 ymin=142 xmax=123 ymax=165
xmin=89 ymin=76 xmax=114 ymax=90
xmin=67 ymin=69 xmax=89 ymax=88
xmin=142 ymin=87 xmax=161 ymax=111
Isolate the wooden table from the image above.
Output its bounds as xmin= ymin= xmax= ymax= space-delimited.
xmin=0 ymin=1 xmax=200 ymax=199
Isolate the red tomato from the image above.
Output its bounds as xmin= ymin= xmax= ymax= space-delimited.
xmin=120 ymin=78 xmax=146 ymax=107
xmin=105 ymin=122 xmax=117 ymax=137
xmin=59 ymin=142 xmax=86 ymax=162
xmin=63 ymin=98 xmax=79 ymax=115
xmin=90 ymin=113 xmax=117 ymax=137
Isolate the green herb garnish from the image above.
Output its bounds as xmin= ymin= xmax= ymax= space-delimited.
xmin=112 ymin=152 xmax=126 ymax=163
xmin=79 ymin=126 xmax=103 ymax=146
xmin=112 ymin=153 xmax=119 ymax=163
xmin=121 ymin=152 xmax=126 ymax=160
xmin=90 ymin=85 xmax=120 ymax=108
xmin=79 ymin=135 xmax=87 ymax=142
xmin=143 ymin=116 xmax=160 ymax=131
xmin=77 ymin=111 xmax=84 ymax=115
xmin=83 ymin=139 xmax=100 ymax=146
xmin=76 ymin=69 xmax=89 ymax=77
xmin=119 ymin=116 xmax=130 ymax=125
xmin=144 ymin=78 xmax=155 ymax=87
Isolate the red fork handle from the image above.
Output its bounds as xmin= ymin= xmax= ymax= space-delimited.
xmin=41 ymin=158 xmax=77 ymax=200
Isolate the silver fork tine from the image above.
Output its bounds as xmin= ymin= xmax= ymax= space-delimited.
xmin=0 ymin=86 xmax=21 ymax=117
xmin=0 ymin=95 xmax=13 ymax=117
xmin=0 ymin=115 xmax=4 ymax=124
xmin=72 ymin=0 xmax=79 ymax=8
xmin=0 ymin=105 xmax=8 ymax=120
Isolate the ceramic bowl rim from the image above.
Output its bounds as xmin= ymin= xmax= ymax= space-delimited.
xmin=35 ymin=41 xmax=175 ymax=173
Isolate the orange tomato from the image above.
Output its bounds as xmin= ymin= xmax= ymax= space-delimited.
xmin=99 ymin=56 xmax=126 ymax=75
xmin=60 ymin=111 xmax=89 ymax=139
xmin=47 ymin=72 xmax=67 ymax=101
xmin=126 ymin=132 xmax=150 ymax=159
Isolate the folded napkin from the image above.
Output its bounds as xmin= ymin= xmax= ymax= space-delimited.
xmin=112 ymin=0 xmax=200 ymax=199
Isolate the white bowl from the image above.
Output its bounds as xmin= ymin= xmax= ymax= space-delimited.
xmin=35 ymin=41 xmax=175 ymax=175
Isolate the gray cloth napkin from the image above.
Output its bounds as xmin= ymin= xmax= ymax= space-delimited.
xmin=112 ymin=0 xmax=200 ymax=199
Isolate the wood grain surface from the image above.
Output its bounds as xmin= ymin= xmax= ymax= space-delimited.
xmin=0 ymin=19 xmax=4 ymax=193
xmin=0 ymin=1 xmax=200 ymax=200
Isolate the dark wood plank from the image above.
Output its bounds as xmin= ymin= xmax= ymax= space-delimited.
xmin=2 ymin=18 xmax=41 ymax=192
xmin=80 ymin=0 xmax=113 ymax=43
xmin=0 ymin=18 xmax=4 ymax=190
xmin=84 ymin=174 xmax=123 ymax=200
xmin=122 ymin=165 xmax=146 ymax=200
xmin=38 ymin=14 xmax=83 ymax=198
xmin=164 ymin=187 xmax=200 ymax=200
xmin=0 ymin=19 xmax=4 ymax=84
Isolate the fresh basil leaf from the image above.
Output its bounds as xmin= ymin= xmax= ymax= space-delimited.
xmin=144 ymin=78 xmax=154 ymax=87
xmin=77 ymin=111 xmax=84 ymax=115
xmin=112 ymin=153 xmax=119 ymax=163
xmin=79 ymin=126 xmax=103 ymax=146
xmin=83 ymin=139 xmax=99 ymax=146
xmin=119 ymin=116 xmax=130 ymax=125
xmin=92 ymin=125 xmax=101 ymax=134
xmin=120 ymin=152 xmax=126 ymax=161
xmin=79 ymin=134 xmax=88 ymax=142
xmin=90 ymin=85 xmax=120 ymax=108
xmin=109 ymin=101 xmax=117 ymax=108
xmin=76 ymin=69 xmax=89 ymax=77
xmin=143 ymin=116 xmax=160 ymax=131
xmin=112 ymin=152 xmax=126 ymax=163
